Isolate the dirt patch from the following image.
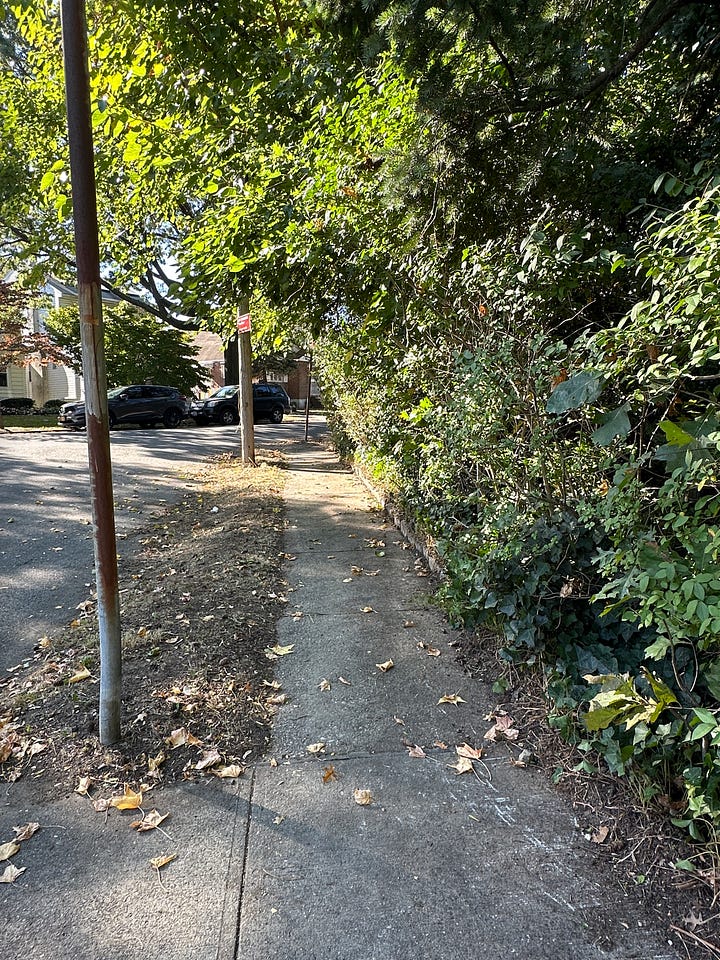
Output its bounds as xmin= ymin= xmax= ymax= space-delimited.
xmin=0 ymin=452 xmax=289 ymax=800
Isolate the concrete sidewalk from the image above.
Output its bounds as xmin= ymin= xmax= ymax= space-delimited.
xmin=0 ymin=436 xmax=679 ymax=959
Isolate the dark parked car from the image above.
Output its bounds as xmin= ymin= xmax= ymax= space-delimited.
xmin=190 ymin=383 xmax=291 ymax=426
xmin=58 ymin=385 xmax=189 ymax=429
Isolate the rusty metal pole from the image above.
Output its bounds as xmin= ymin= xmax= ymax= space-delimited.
xmin=61 ymin=0 xmax=122 ymax=744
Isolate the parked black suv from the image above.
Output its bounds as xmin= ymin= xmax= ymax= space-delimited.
xmin=58 ymin=385 xmax=189 ymax=429
xmin=190 ymin=383 xmax=291 ymax=426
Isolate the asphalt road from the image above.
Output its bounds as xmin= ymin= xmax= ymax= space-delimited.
xmin=0 ymin=416 xmax=323 ymax=675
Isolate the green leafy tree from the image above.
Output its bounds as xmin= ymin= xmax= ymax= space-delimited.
xmin=44 ymin=302 xmax=208 ymax=395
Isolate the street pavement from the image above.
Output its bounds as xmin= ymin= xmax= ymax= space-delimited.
xmin=0 ymin=418 xmax=305 ymax=673
xmin=0 ymin=425 xmax=680 ymax=959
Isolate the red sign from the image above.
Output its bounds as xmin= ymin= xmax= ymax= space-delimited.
xmin=236 ymin=312 xmax=251 ymax=333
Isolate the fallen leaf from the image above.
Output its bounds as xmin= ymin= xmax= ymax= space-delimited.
xmin=196 ymin=748 xmax=222 ymax=771
xmin=353 ymin=788 xmax=374 ymax=806
xmin=264 ymin=643 xmax=295 ymax=659
xmin=484 ymin=715 xmax=520 ymax=742
xmin=322 ymin=765 xmax=338 ymax=783
xmin=433 ymin=741 xmax=448 ymax=750
xmin=393 ymin=716 xmax=405 ymax=726
xmin=0 ymin=864 xmax=25 ymax=883
xmin=150 ymin=853 xmax=176 ymax=871
xmin=591 ymin=825 xmax=610 ymax=844
xmin=214 ymin=764 xmax=244 ymax=779
xmin=0 ymin=841 xmax=21 ymax=861
xmin=437 ymin=694 xmax=466 ymax=706
xmin=403 ymin=620 xmax=416 ymax=628
xmin=319 ymin=678 xmax=331 ymax=692
xmin=93 ymin=797 xmax=111 ymax=813
xmin=338 ymin=676 xmax=352 ymax=685
xmin=456 ymin=743 xmax=483 ymax=760
xmin=361 ymin=606 xmax=375 ymax=614
xmin=165 ymin=727 xmax=203 ymax=749
xmin=407 ymin=745 xmax=426 ymax=759
xmin=27 ymin=740 xmax=48 ymax=757
xmin=147 ymin=752 xmax=165 ymax=776
xmin=13 ymin=822 xmax=39 ymax=842
xmin=68 ymin=667 xmax=91 ymax=684
xmin=267 ymin=693 xmax=288 ymax=705
xmin=76 ymin=776 xmax=92 ymax=796
xmin=268 ymin=758 xmax=278 ymax=768
xmin=262 ymin=680 xmax=282 ymax=690
xmin=272 ymin=815 xmax=284 ymax=825
xmin=420 ymin=643 xmax=441 ymax=657
xmin=449 ymin=757 xmax=474 ymax=775
xmin=109 ymin=785 xmax=145 ymax=811
xmin=306 ymin=742 xmax=326 ymax=755
xmin=376 ymin=659 xmax=394 ymax=673
xmin=131 ymin=809 xmax=169 ymax=833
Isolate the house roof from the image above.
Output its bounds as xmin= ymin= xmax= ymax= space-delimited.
xmin=43 ymin=278 xmax=122 ymax=302
xmin=191 ymin=331 xmax=225 ymax=363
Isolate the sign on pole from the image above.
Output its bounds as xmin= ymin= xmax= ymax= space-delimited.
xmin=237 ymin=312 xmax=252 ymax=334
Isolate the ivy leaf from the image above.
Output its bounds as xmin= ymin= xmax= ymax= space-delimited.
xmin=591 ymin=405 xmax=631 ymax=446
xmin=546 ymin=371 xmax=602 ymax=413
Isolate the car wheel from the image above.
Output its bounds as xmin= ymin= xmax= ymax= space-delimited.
xmin=219 ymin=406 xmax=239 ymax=426
xmin=269 ymin=406 xmax=284 ymax=424
xmin=108 ymin=412 xmax=117 ymax=429
xmin=162 ymin=407 xmax=182 ymax=428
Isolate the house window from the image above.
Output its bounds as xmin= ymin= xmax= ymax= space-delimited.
xmin=0 ymin=367 xmax=7 ymax=387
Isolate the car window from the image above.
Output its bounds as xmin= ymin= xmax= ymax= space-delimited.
xmin=124 ymin=386 xmax=143 ymax=399
xmin=254 ymin=385 xmax=271 ymax=397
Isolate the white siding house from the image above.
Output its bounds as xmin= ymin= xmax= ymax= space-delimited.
xmin=1 ymin=278 xmax=120 ymax=407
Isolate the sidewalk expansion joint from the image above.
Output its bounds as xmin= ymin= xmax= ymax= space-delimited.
xmin=231 ymin=765 xmax=256 ymax=960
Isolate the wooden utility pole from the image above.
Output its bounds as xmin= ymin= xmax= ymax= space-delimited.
xmin=236 ymin=304 xmax=255 ymax=463
xmin=61 ymin=0 xmax=122 ymax=744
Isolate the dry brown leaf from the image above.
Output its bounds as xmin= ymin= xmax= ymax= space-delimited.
xmin=130 ymin=809 xmax=169 ymax=833
xmin=92 ymin=797 xmax=111 ymax=813
xmin=196 ymin=748 xmax=222 ymax=771
xmin=0 ymin=863 xmax=25 ymax=883
xmin=147 ymin=753 xmax=165 ymax=776
xmin=150 ymin=853 xmax=176 ymax=871
xmin=109 ymin=785 xmax=145 ymax=811
xmin=0 ymin=840 xmax=20 ymax=861
xmin=423 ymin=645 xmax=441 ymax=657
xmin=407 ymin=745 xmax=426 ymax=759
xmin=13 ymin=822 xmax=39 ymax=842
xmin=591 ymin=825 xmax=610 ymax=844
xmin=484 ymin=715 xmax=520 ymax=742
xmin=268 ymin=758 xmax=278 ymax=768
xmin=353 ymin=788 xmax=374 ymax=806
xmin=376 ymin=659 xmax=394 ymax=673
xmin=433 ymin=741 xmax=448 ymax=750
xmin=403 ymin=620 xmax=416 ymax=628
xmin=319 ymin=678 xmax=331 ymax=692
xmin=262 ymin=679 xmax=282 ymax=690
xmin=322 ymin=765 xmax=338 ymax=783
xmin=68 ymin=667 xmax=91 ymax=684
xmin=214 ymin=764 xmax=244 ymax=779
xmin=437 ymin=693 xmax=466 ymax=706
xmin=393 ymin=716 xmax=405 ymax=726
xmin=456 ymin=743 xmax=484 ymax=760
xmin=361 ymin=606 xmax=375 ymax=614
xmin=338 ymin=676 xmax=352 ymax=686
xmin=27 ymin=740 xmax=48 ymax=758
xmin=449 ymin=757 xmax=474 ymax=775
xmin=272 ymin=815 xmax=284 ymax=825
xmin=266 ymin=643 xmax=294 ymax=657
xmin=75 ymin=776 xmax=93 ymax=796
xmin=165 ymin=727 xmax=203 ymax=749
xmin=306 ymin=742 xmax=326 ymax=755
